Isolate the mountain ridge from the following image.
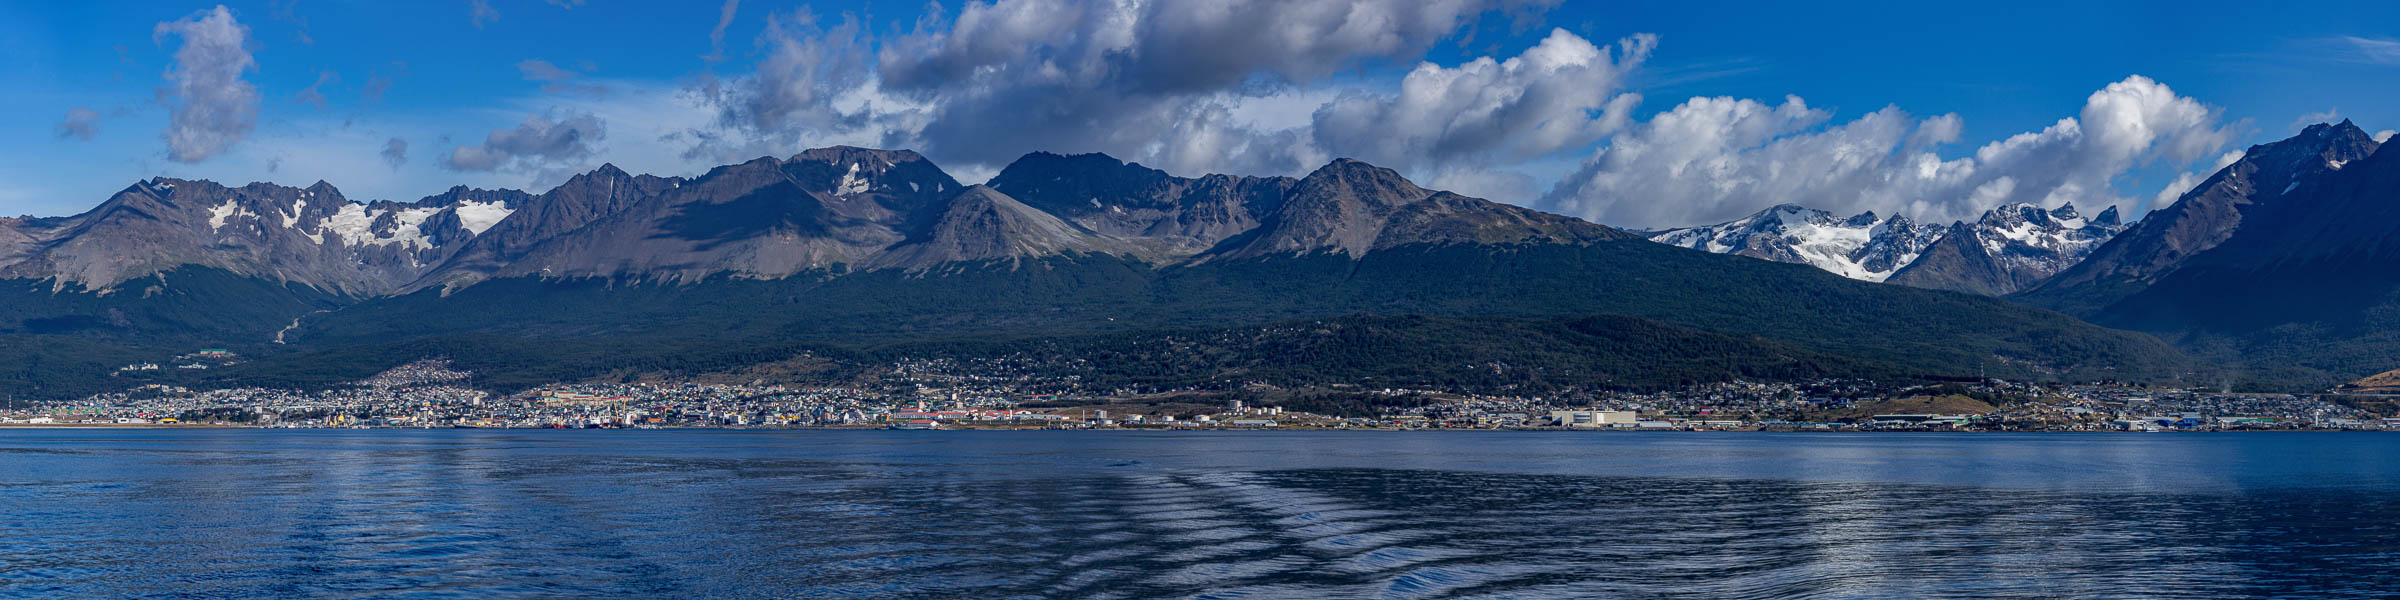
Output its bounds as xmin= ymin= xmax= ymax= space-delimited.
xmin=0 ymin=146 xmax=2209 ymax=399
xmin=1650 ymin=200 xmax=2130 ymax=295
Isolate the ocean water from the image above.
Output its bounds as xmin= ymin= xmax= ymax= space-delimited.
xmin=3 ymin=430 xmax=2398 ymax=599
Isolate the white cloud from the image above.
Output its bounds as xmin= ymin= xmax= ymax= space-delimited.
xmin=1311 ymin=29 xmax=1652 ymax=170
xmin=2293 ymin=108 xmax=2341 ymax=129
xmin=2377 ymin=130 xmax=2396 ymax=144
xmin=155 ymin=5 xmax=260 ymax=163
xmin=689 ymin=8 xmax=879 ymax=156
xmin=1543 ymin=75 xmax=2236 ymax=229
xmin=860 ymin=0 xmax=1552 ymax=176
xmin=441 ymin=111 xmax=606 ymax=175
xmin=2332 ymin=35 xmax=2400 ymax=64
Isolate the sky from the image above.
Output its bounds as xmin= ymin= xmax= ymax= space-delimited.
xmin=4 ymin=0 xmax=2398 ymax=229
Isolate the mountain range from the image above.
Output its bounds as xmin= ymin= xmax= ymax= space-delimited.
xmin=1648 ymin=200 xmax=2129 ymax=295
xmin=2018 ymin=120 xmax=2395 ymax=386
xmin=7 ymin=122 xmax=2397 ymax=398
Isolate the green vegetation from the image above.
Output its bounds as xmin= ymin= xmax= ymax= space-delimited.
xmin=0 ymin=241 xmax=2204 ymax=400
xmin=0 ymin=267 xmax=350 ymax=401
xmin=295 ymin=241 xmax=2193 ymax=384
xmin=2021 ymin=258 xmax=2400 ymax=391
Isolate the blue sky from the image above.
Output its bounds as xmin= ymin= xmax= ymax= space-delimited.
xmin=5 ymin=0 xmax=2396 ymax=228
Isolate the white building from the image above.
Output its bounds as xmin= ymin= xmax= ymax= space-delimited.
xmin=1549 ymin=410 xmax=1639 ymax=428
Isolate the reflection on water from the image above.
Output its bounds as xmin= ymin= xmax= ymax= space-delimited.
xmin=3 ymin=430 xmax=2399 ymax=598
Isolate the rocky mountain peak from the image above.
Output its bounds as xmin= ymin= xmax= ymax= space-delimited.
xmin=2030 ymin=121 xmax=2379 ymax=297
xmin=2091 ymin=205 xmax=2121 ymax=227
xmin=1653 ymin=198 xmax=2129 ymax=294
xmin=872 ymin=185 xmax=1127 ymax=268
xmin=779 ymin=146 xmax=959 ymax=218
xmin=989 ymin=151 xmax=1293 ymax=256
xmin=1649 ymin=204 xmax=1938 ymax=281
xmin=989 ymin=151 xmax=1176 ymax=215
xmin=14 ymin=147 xmax=1648 ymax=299
xmin=1300 ymin=158 xmax=1430 ymax=209
xmin=1213 ymin=158 xmax=1618 ymax=260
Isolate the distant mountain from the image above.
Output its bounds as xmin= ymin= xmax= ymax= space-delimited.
xmin=0 ymin=147 xmax=2200 ymax=398
xmin=409 ymin=164 xmax=681 ymax=292
xmin=869 ymin=185 xmax=1134 ymax=268
xmin=1650 ymin=202 xmax=2128 ymax=295
xmin=1649 ymin=205 xmax=1941 ymax=281
xmin=2028 ymin=122 xmax=2381 ymax=307
xmin=410 ymin=148 xmax=963 ymax=289
xmin=0 ymin=178 xmax=527 ymax=296
xmin=986 ymin=152 xmax=1291 ymax=256
xmin=1216 ymin=159 xmax=1630 ymax=259
xmin=2017 ymin=121 xmax=2393 ymax=388
xmin=1886 ymin=203 xmax=2126 ymax=295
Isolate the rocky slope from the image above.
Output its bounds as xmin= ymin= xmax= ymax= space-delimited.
xmin=2 ymin=147 xmax=2207 ymax=398
xmin=1885 ymin=203 xmax=2126 ymax=295
xmin=987 ymin=152 xmax=1294 ymax=256
xmin=2028 ymin=121 xmax=2382 ymax=304
xmin=2016 ymin=121 xmax=2396 ymax=387
xmin=1208 ymin=159 xmax=1629 ymax=259
xmin=0 ymin=178 xmax=526 ymax=296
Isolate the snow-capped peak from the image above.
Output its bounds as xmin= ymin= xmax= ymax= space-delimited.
xmin=1649 ymin=204 xmax=1941 ymax=282
xmin=1652 ymin=201 xmax=2133 ymax=291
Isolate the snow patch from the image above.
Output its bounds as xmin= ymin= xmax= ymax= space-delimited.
xmin=206 ymin=200 xmax=254 ymax=232
xmin=1654 ymin=201 xmax=2125 ymax=285
xmin=835 ymin=162 xmax=871 ymax=195
xmin=319 ymin=203 xmax=445 ymax=250
xmin=451 ymin=200 xmax=514 ymax=236
xmin=283 ymin=199 xmax=307 ymax=229
xmin=2329 ymin=159 xmax=2348 ymax=170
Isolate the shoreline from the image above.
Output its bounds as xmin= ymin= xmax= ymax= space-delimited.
xmin=1 ymin=424 xmax=2386 ymax=433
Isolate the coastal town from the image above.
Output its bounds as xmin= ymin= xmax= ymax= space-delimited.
xmin=4 ymin=358 xmax=2395 ymax=432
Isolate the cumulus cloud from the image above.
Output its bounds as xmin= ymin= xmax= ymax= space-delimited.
xmin=441 ymin=111 xmax=606 ymax=172
xmin=857 ymin=0 xmax=1546 ymax=175
xmin=469 ymin=0 xmax=499 ymax=28
xmin=1312 ymin=28 xmax=1651 ymax=171
xmin=155 ymin=5 xmax=260 ymax=163
xmin=1543 ymin=75 xmax=2236 ymax=229
xmin=381 ymin=137 xmax=408 ymax=168
xmin=2377 ymin=130 xmax=2396 ymax=144
xmin=691 ymin=9 xmax=876 ymax=148
xmin=56 ymin=107 xmax=103 ymax=141
xmin=669 ymin=0 xmax=1584 ymax=184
